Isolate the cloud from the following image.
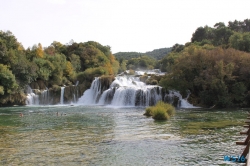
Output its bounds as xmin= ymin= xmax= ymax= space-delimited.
xmin=47 ymin=0 xmax=66 ymax=4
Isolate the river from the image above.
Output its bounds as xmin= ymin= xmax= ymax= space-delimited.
xmin=0 ymin=105 xmax=247 ymax=165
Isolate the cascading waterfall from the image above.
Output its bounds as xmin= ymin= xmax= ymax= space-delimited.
xmin=25 ymin=85 xmax=39 ymax=105
xmin=166 ymin=90 xmax=199 ymax=108
xmin=25 ymin=85 xmax=79 ymax=105
xmin=25 ymin=71 xmax=197 ymax=107
xmin=77 ymin=78 xmax=102 ymax=105
xmin=60 ymin=87 xmax=65 ymax=104
xmin=39 ymin=87 xmax=50 ymax=105
xmin=77 ymin=76 xmax=163 ymax=107
xmin=72 ymin=85 xmax=80 ymax=104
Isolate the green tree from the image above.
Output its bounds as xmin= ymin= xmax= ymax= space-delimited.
xmin=33 ymin=58 xmax=54 ymax=81
xmin=69 ymin=54 xmax=81 ymax=72
xmin=229 ymin=32 xmax=250 ymax=52
xmin=45 ymin=53 xmax=66 ymax=85
xmin=127 ymin=55 xmax=156 ymax=70
xmin=11 ymin=52 xmax=38 ymax=87
xmin=171 ymin=43 xmax=184 ymax=52
xmin=213 ymin=24 xmax=233 ymax=46
xmin=0 ymin=64 xmax=17 ymax=95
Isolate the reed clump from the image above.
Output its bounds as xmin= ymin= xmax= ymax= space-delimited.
xmin=144 ymin=101 xmax=175 ymax=120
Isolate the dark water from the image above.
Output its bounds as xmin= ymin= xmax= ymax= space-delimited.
xmin=0 ymin=105 xmax=248 ymax=165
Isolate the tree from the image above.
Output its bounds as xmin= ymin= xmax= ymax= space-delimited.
xmin=0 ymin=30 xmax=19 ymax=50
xmin=65 ymin=61 xmax=74 ymax=77
xmin=191 ymin=26 xmax=215 ymax=44
xmin=214 ymin=22 xmax=226 ymax=29
xmin=213 ymin=25 xmax=233 ymax=46
xmin=228 ymin=19 xmax=250 ymax=32
xmin=0 ymin=64 xmax=17 ymax=95
xmin=191 ymin=27 xmax=207 ymax=42
xmin=33 ymin=58 xmax=54 ymax=81
xmin=11 ymin=52 xmax=38 ymax=87
xmin=36 ymin=43 xmax=44 ymax=58
xmin=171 ymin=43 xmax=184 ymax=52
xmin=51 ymin=41 xmax=66 ymax=54
xmin=69 ymin=54 xmax=81 ymax=72
xmin=45 ymin=53 xmax=66 ymax=85
xmin=229 ymin=32 xmax=250 ymax=52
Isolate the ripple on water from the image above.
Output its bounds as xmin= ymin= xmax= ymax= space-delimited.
xmin=0 ymin=106 xmax=248 ymax=165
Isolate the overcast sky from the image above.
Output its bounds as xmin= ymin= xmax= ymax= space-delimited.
xmin=1 ymin=0 xmax=249 ymax=53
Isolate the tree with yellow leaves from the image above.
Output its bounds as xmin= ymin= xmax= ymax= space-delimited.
xmin=65 ymin=61 xmax=74 ymax=77
xmin=36 ymin=43 xmax=44 ymax=58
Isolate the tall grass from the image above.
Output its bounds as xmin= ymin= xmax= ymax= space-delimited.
xmin=144 ymin=101 xmax=175 ymax=120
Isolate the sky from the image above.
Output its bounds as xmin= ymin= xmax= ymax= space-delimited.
xmin=0 ymin=0 xmax=249 ymax=53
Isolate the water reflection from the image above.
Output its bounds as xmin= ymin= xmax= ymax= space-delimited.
xmin=0 ymin=106 xmax=247 ymax=165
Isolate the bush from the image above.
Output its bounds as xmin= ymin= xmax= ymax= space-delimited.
xmin=77 ymin=67 xmax=108 ymax=84
xmin=144 ymin=101 xmax=175 ymax=120
xmin=152 ymin=107 xmax=170 ymax=120
xmin=144 ymin=106 xmax=153 ymax=116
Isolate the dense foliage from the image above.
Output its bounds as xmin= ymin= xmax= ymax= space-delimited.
xmin=190 ymin=19 xmax=250 ymax=51
xmin=114 ymin=48 xmax=171 ymax=72
xmin=0 ymin=30 xmax=119 ymax=105
xmin=159 ymin=18 xmax=250 ymax=108
xmin=145 ymin=48 xmax=172 ymax=60
xmin=126 ymin=55 xmax=156 ymax=70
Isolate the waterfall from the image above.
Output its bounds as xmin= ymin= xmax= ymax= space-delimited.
xmin=166 ymin=90 xmax=199 ymax=108
xmin=72 ymin=86 xmax=79 ymax=103
xmin=25 ymin=70 xmax=196 ymax=107
xmin=39 ymin=88 xmax=51 ymax=105
xmin=25 ymin=85 xmax=39 ymax=105
xmin=77 ymin=76 xmax=163 ymax=107
xmin=60 ymin=87 xmax=65 ymax=104
xmin=26 ymin=85 xmax=80 ymax=105
xmin=77 ymin=78 xmax=102 ymax=105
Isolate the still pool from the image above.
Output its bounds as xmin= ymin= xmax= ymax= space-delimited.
xmin=0 ymin=105 xmax=248 ymax=165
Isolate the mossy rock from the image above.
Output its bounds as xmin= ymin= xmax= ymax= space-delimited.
xmin=146 ymin=78 xmax=158 ymax=85
xmin=99 ymin=75 xmax=115 ymax=92
xmin=139 ymin=75 xmax=148 ymax=83
xmin=30 ymin=80 xmax=47 ymax=90
xmin=29 ymin=82 xmax=40 ymax=89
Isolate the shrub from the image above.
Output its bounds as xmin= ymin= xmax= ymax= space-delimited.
xmin=144 ymin=101 xmax=175 ymax=120
xmin=152 ymin=107 xmax=170 ymax=120
xmin=144 ymin=106 xmax=153 ymax=116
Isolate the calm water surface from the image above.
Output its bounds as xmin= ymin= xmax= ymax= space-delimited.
xmin=0 ymin=105 xmax=248 ymax=165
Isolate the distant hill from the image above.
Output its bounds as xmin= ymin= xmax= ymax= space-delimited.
xmin=114 ymin=52 xmax=145 ymax=61
xmin=114 ymin=47 xmax=172 ymax=60
xmin=145 ymin=48 xmax=172 ymax=60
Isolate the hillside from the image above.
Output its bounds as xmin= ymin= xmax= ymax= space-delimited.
xmin=145 ymin=48 xmax=172 ymax=60
xmin=114 ymin=47 xmax=171 ymax=60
